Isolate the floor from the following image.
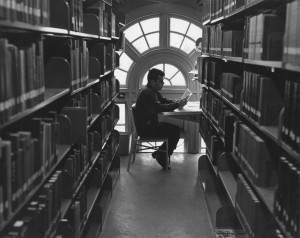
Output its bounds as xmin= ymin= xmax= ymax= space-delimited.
xmin=100 ymin=153 xmax=215 ymax=238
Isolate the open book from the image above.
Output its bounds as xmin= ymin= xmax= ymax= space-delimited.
xmin=181 ymin=88 xmax=193 ymax=101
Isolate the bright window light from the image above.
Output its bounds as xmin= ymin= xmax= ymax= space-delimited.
xmin=170 ymin=18 xmax=189 ymax=34
xmin=146 ymin=33 xmax=159 ymax=48
xmin=170 ymin=33 xmax=184 ymax=48
xmin=124 ymin=23 xmax=143 ymax=42
xmin=132 ymin=37 xmax=149 ymax=53
xmin=181 ymin=37 xmax=195 ymax=54
xmin=169 ymin=17 xmax=203 ymax=55
xmin=120 ymin=53 xmax=133 ymax=71
xmin=140 ymin=17 xmax=159 ymax=34
xmin=114 ymin=69 xmax=127 ymax=86
xmin=142 ymin=63 xmax=186 ymax=87
xmin=116 ymin=103 xmax=126 ymax=132
xmin=186 ymin=23 xmax=203 ymax=41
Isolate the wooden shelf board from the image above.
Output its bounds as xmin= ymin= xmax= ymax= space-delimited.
xmin=203 ymin=19 xmax=211 ymax=25
xmin=244 ymin=59 xmax=282 ymax=69
xmin=218 ymin=171 xmax=237 ymax=207
xmin=223 ymin=56 xmax=243 ymax=63
xmin=284 ymin=63 xmax=300 ymax=73
xmin=225 ymin=6 xmax=246 ymax=19
xmin=211 ymin=16 xmax=224 ymax=24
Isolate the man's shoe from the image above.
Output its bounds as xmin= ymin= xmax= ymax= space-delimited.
xmin=155 ymin=155 xmax=171 ymax=170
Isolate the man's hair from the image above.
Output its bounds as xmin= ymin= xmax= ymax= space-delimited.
xmin=147 ymin=68 xmax=165 ymax=83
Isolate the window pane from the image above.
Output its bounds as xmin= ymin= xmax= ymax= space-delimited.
xmin=142 ymin=74 xmax=148 ymax=85
xmin=181 ymin=37 xmax=195 ymax=54
xmin=132 ymin=37 xmax=149 ymax=53
xmin=114 ymin=69 xmax=127 ymax=86
xmin=124 ymin=23 xmax=143 ymax=42
xmin=171 ymin=71 xmax=185 ymax=86
xmin=140 ymin=17 xmax=159 ymax=34
xmin=120 ymin=53 xmax=133 ymax=71
xmin=145 ymin=33 xmax=159 ymax=48
xmin=170 ymin=33 xmax=184 ymax=48
xmin=115 ymin=125 xmax=125 ymax=132
xmin=186 ymin=23 xmax=203 ymax=41
xmin=174 ymin=138 xmax=184 ymax=152
xmin=170 ymin=18 xmax=189 ymax=34
xmin=164 ymin=79 xmax=171 ymax=86
xmin=153 ymin=64 xmax=163 ymax=71
xmin=164 ymin=64 xmax=178 ymax=79
xmin=117 ymin=104 xmax=126 ymax=124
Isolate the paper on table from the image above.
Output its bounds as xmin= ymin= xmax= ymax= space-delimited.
xmin=181 ymin=88 xmax=193 ymax=100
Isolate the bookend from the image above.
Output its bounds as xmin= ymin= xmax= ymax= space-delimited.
xmin=217 ymin=152 xmax=229 ymax=172
xmin=83 ymin=14 xmax=101 ymax=35
xmin=91 ymin=93 xmax=102 ymax=114
xmin=89 ymin=57 xmax=101 ymax=79
xmin=93 ymin=131 xmax=102 ymax=151
xmin=58 ymin=114 xmax=72 ymax=145
xmin=62 ymin=170 xmax=73 ymax=199
xmin=216 ymin=206 xmax=241 ymax=228
xmin=90 ymin=168 xmax=102 ymax=188
xmin=45 ymin=57 xmax=72 ymax=89
xmin=50 ymin=0 xmax=70 ymax=29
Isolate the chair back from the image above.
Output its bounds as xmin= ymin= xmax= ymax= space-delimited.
xmin=131 ymin=103 xmax=141 ymax=136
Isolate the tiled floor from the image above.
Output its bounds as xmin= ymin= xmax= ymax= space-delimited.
xmin=100 ymin=153 xmax=214 ymax=238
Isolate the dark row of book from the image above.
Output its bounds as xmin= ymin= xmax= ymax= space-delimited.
xmin=1 ymin=170 xmax=63 ymax=238
xmin=232 ymin=121 xmax=277 ymax=187
xmin=0 ymin=114 xmax=60 ymax=219
xmin=274 ymin=156 xmax=300 ymax=237
xmin=0 ymin=0 xmax=50 ymax=26
xmin=235 ymin=174 xmax=268 ymax=238
xmin=0 ymin=129 xmax=120 ymax=237
xmin=0 ymin=37 xmax=45 ymax=125
xmin=83 ymin=0 xmax=116 ymax=38
xmin=241 ymin=71 xmax=284 ymax=126
xmin=224 ymin=0 xmax=245 ymax=16
xmin=0 ymin=33 xmax=120 ymax=126
xmin=281 ymin=79 xmax=300 ymax=153
xmin=221 ymin=72 xmax=243 ymax=104
xmin=202 ymin=25 xmax=244 ymax=57
xmin=244 ymin=12 xmax=284 ymax=61
xmin=283 ymin=1 xmax=300 ymax=67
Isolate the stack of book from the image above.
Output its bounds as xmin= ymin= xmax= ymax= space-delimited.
xmin=224 ymin=0 xmax=245 ymax=16
xmin=274 ymin=157 xmax=300 ymax=237
xmin=241 ymin=71 xmax=284 ymax=126
xmin=210 ymin=0 xmax=224 ymax=21
xmin=281 ymin=79 xmax=300 ymax=153
xmin=283 ymin=1 xmax=300 ymax=67
xmin=0 ymin=37 xmax=45 ymax=125
xmin=209 ymin=24 xmax=223 ymax=55
xmin=221 ymin=73 xmax=243 ymax=104
xmin=204 ymin=60 xmax=222 ymax=88
xmin=235 ymin=174 xmax=268 ymax=238
xmin=232 ymin=122 xmax=276 ymax=187
xmin=65 ymin=0 xmax=84 ymax=32
xmin=222 ymin=30 xmax=244 ymax=57
xmin=244 ymin=13 xmax=284 ymax=61
xmin=0 ymin=0 xmax=51 ymax=26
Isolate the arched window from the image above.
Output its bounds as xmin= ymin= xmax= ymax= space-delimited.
xmin=124 ymin=17 xmax=160 ymax=54
xmin=141 ymin=63 xmax=186 ymax=87
xmin=169 ymin=17 xmax=203 ymax=54
xmin=114 ymin=52 xmax=133 ymax=86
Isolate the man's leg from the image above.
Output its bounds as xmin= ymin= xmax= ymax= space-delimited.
xmin=156 ymin=122 xmax=180 ymax=156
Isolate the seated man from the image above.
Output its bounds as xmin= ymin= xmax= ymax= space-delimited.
xmin=135 ymin=68 xmax=187 ymax=169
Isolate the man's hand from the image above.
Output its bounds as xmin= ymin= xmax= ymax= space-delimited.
xmin=177 ymin=98 xmax=188 ymax=109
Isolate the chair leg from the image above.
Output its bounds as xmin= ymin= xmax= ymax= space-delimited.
xmin=127 ymin=140 xmax=136 ymax=172
xmin=166 ymin=141 xmax=169 ymax=170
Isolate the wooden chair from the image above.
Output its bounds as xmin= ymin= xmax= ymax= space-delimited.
xmin=127 ymin=104 xmax=169 ymax=171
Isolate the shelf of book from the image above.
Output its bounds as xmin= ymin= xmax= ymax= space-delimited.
xmin=211 ymin=16 xmax=225 ymax=24
xmin=0 ymin=88 xmax=70 ymax=130
xmin=0 ymin=144 xmax=71 ymax=232
xmin=222 ymin=56 xmax=243 ymax=63
xmin=284 ymin=63 xmax=300 ymax=73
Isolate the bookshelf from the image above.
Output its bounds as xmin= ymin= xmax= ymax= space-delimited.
xmin=198 ymin=0 xmax=300 ymax=238
xmin=0 ymin=0 xmax=125 ymax=237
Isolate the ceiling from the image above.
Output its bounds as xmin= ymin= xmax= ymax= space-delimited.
xmin=116 ymin=0 xmax=203 ymax=14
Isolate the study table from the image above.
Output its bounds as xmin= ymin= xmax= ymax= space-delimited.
xmin=162 ymin=101 xmax=202 ymax=122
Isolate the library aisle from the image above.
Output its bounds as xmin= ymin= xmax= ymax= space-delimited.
xmin=100 ymin=153 xmax=214 ymax=238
